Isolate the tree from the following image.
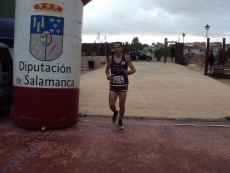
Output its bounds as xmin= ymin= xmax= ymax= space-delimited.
xmin=122 ymin=41 xmax=131 ymax=54
xmin=131 ymin=37 xmax=140 ymax=45
xmin=108 ymin=37 xmax=148 ymax=54
xmin=131 ymin=37 xmax=143 ymax=51
xmin=154 ymin=48 xmax=164 ymax=61
xmin=217 ymin=48 xmax=227 ymax=65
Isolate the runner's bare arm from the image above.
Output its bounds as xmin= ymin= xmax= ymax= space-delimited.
xmin=124 ymin=55 xmax=136 ymax=75
xmin=105 ymin=56 xmax=113 ymax=80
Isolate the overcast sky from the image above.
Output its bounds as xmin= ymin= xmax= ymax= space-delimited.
xmin=82 ymin=0 xmax=230 ymax=45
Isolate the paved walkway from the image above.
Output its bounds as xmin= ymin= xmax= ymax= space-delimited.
xmin=80 ymin=61 xmax=230 ymax=120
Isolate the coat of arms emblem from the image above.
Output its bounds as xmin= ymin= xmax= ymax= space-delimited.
xmin=30 ymin=15 xmax=64 ymax=61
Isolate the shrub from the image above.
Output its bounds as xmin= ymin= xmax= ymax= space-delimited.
xmin=154 ymin=48 xmax=164 ymax=61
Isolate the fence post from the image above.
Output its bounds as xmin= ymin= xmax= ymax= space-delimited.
xmin=204 ymin=38 xmax=210 ymax=75
xmin=222 ymin=38 xmax=226 ymax=65
xmin=164 ymin=38 xmax=167 ymax=63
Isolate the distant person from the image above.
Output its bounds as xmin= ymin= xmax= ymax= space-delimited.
xmin=170 ymin=46 xmax=175 ymax=63
xmin=147 ymin=51 xmax=152 ymax=62
xmin=105 ymin=42 xmax=136 ymax=130
xmin=208 ymin=50 xmax=215 ymax=73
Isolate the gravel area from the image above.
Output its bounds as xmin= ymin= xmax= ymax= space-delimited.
xmin=79 ymin=61 xmax=230 ymax=120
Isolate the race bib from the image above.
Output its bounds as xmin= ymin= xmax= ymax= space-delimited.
xmin=112 ymin=75 xmax=124 ymax=84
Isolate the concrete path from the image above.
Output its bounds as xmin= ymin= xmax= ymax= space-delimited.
xmin=79 ymin=61 xmax=230 ymax=120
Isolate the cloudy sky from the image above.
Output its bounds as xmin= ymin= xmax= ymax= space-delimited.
xmin=82 ymin=0 xmax=230 ymax=45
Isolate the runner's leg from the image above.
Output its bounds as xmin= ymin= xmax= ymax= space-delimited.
xmin=109 ymin=91 xmax=119 ymax=123
xmin=109 ymin=91 xmax=118 ymax=113
xmin=117 ymin=92 xmax=127 ymax=130
xmin=118 ymin=92 xmax=127 ymax=120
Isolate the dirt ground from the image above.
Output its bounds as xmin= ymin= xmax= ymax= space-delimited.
xmin=184 ymin=64 xmax=230 ymax=86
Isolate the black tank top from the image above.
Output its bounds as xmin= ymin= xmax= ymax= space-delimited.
xmin=110 ymin=54 xmax=129 ymax=86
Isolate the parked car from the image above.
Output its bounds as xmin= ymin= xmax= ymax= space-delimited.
xmin=129 ymin=51 xmax=152 ymax=61
xmin=0 ymin=42 xmax=13 ymax=109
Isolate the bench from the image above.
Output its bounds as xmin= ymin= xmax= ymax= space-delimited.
xmin=213 ymin=64 xmax=230 ymax=78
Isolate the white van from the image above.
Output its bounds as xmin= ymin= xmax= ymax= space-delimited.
xmin=0 ymin=42 xmax=13 ymax=109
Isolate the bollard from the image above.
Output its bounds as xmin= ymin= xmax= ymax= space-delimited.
xmin=12 ymin=0 xmax=90 ymax=129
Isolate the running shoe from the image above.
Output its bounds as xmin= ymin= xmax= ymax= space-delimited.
xmin=118 ymin=122 xmax=125 ymax=130
xmin=112 ymin=111 xmax=118 ymax=124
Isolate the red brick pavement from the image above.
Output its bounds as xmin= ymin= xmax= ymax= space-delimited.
xmin=1 ymin=110 xmax=230 ymax=173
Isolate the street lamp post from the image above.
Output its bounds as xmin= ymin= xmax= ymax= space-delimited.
xmin=182 ymin=33 xmax=185 ymax=43
xmin=182 ymin=33 xmax=185 ymax=63
xmin=204 ymin=24 xmax=210 ymax=75
xmin=205 ymin=24 xmax=210 ymax=38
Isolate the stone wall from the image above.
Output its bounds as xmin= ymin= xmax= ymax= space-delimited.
xmin=81 ymin=56 xmax=107 ymax=69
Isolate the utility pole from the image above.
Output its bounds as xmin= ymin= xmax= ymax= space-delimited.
xmin=105 ymin=36 xmax=106 ymax=57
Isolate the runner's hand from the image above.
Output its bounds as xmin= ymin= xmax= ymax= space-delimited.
xmin=124 ymin=70 xmax=130 ymax=76
xmin=107 ymin=75 xmax=113 ymax=80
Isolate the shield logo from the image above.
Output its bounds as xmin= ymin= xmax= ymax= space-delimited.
xmin=30 ymin=15 xmax=64 ymax=61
